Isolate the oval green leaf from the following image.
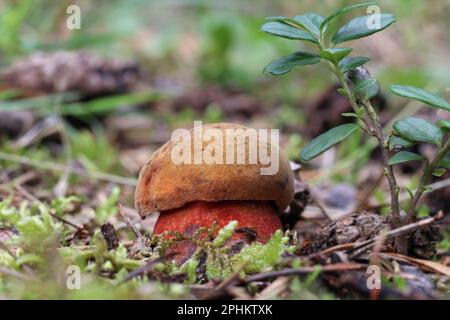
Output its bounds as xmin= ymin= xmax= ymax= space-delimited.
xmin=300 ymin=123 xmax=360 ymax=161
xmin=320 ymin=2 xmax=376 ymax=33
xmin=332 ymin=13 xmax=396 ymax=44
xmin=263 ymin=52 xmax=321 ymax=76
xmin=432 ymin=167 xmax=446 ymax=177
xmin=337 ymin=88 xmax=349 ymax=97
xmin=438 ymin=120 xmax=450 ymax=129
xmin=341 ymin=112 xmax=358 ymax=118
xmin=393 ymin=117 xmax=443 ymax=146
xmin=390 ymin=85 xmax=450 ymax=112
xmin=347 ymin=66 xmax=379 ymax=99
xmin=339 ymin=56 xmax=370 ymax=73
xmin=388 ymin=135 xmax=416 ymax=150
xmin=292 ymin=13 xmax=325 ymax=37
xmin=437 ymin=120 xmax=450 ymax=132
xmin=320 ymin=47 xmax=352 ymax=63
xmin=440 ymin=153 xmax=450 ymax=169
xmin=261 ymin=21 xmax=318 ymax=43
xmin=265 ymin=16 xmax=308 ymax=31
xmin=353 ymin=78 xmax=379 ymax=99
xmin=388 ymin=151 xmax=425 ymax=166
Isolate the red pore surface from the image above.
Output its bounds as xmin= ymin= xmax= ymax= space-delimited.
xmin=153 ymin=200 xmax=281 ymax=243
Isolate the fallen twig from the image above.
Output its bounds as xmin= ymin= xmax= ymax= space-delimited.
xmin=118 ymin=253 xmax=176 ymax=284
xmin=381 ymin=253 xmax=450 ymax=277
xmin=243 ymin=263 xmax=365 ymax=283
xmin=307 ymin=187 xmax=333 ymax=221
xmin=348 ymin=211 xmax=444 ymax=258
xmin=118 ymin=203 xmax=143 ymax=239
xmin=308 ymin=212 xmax=444 ymax=260
xmin=255 ymin=276 xmax=289 ymax=300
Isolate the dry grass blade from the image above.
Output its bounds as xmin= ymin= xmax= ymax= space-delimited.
xmin=118 ymin=203 xmax=143 ymax=239
xmin=0 ymin=151 xmax=137 ymax=186
xmin=382 ymin=253 xmax=450 ymax=277
xmin=255 ymin=276 xmax=289 ymax=300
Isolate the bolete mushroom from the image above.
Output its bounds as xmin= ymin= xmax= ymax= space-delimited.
xmin=135 ymin=123 xmax=294 ymax=261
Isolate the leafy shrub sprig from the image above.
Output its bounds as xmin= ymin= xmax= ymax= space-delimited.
xmin=262 ymin=2 xmax=450 ymax=253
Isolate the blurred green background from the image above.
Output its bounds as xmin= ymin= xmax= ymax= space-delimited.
xmin=0 ymin=0 xmax=449 ymax=187
xmin=1 ymin=0 xmax=448 ymax=95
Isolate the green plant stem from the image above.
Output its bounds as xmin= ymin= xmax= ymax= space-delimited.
xmin=360 ymin=99 xmax=406 ymax=254
xmin=360 ymin=99 xmax=401 ymax=224
xmin=331 ymin=64 xmax=372 ymax=130
xmin=331 ymin=64 xmax=402 ymax=231
xmin=407 ymin=137 xmax=450 ymax=221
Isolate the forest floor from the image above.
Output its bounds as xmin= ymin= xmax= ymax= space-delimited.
xmin=0 ymin=50 xmax=449 ymax=300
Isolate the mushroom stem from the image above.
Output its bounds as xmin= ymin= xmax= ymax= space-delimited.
xmin=154 ymin=200 xmax=282 ymax=243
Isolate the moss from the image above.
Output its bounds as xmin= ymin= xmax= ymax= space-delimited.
xmin=0 ymin=199 xmax=296 ymax=298
xmin=231 ymin=229 xmax=288 ymax=274
xmin=213 ymin=220 xmax=237 ymax=247
xmin=169 ymin=222 xmax=290 ymax=279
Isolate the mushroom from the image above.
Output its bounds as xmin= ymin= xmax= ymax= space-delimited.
xmin=135 ymin=123 xmax=294 ymax=261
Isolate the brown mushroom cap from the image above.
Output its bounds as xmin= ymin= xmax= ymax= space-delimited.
xmin=135 ymin=123 xmax=294 ymax=218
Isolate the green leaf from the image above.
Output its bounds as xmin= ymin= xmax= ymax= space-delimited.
xmin=292 ymin=13 xmax=325 ymax=37
xmin=0 ymin=89 xmax=22 ymax=100
xmin=0 ymin=92 xmax=80 ymax=112
xmin=393 ymin=117 xmax=443 ymax=146
xmin=263 ymin=52 xmax=321 ymax=76
xmin=388 ymin=135 xmax=416 ymax=150
xmin=388 ymin=151 xmax=425 ymax=165
xmin=390 ymin=85 xmax=450 ymax=112
xmin=337 ymin=88 xmax=349 ymax=97
xmin=300 ymin=123 xmax=359 ymax=161
xmin=332 ymin=13 xmax=396 ymax=44
xmin=261 ymin=21 xmax=318 ymax=43
xmin=320 ymin=47 xmax=352 ymax=63
xmin=432 ymin=167 xmax=446 ymax=177
xmin=339 ymin=56 xmax=370 ymax=73
xmin=265 ymin=16 xmax=309 ymax=31
xmin=353 ymin=78 xmax=379 ymax=99
xmin=341 ymin=106 xmax=365 ymax=118
xmin=440 ymin=153 xmax=450 ymax=169
xmin=0 ymin=91 xmax=159 ymax=116
xmin=320 ymin=2 xmax=377 ymax=33
xmin=356 ymin=106 xmax=366 ymax=116
xmin=342 ymin=112 xmax=358 ymax=118
xmin=437 ymin=120 xmax=450 ymax=132
xmin=59 ymin=91 xmax=159 ymax=116
xmin=347 ymin=66 xmax=379 ymax=99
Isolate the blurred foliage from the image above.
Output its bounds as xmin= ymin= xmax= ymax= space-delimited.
xmin=68 ymin=129 xmax=119 ymax=173
xmin=1 ymin=0 xmax=448 ymax=124
xmin=0 ymin=0 xmax=448 ymax=204
xmin=2 ymin=0 xmax=446 ymax=96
